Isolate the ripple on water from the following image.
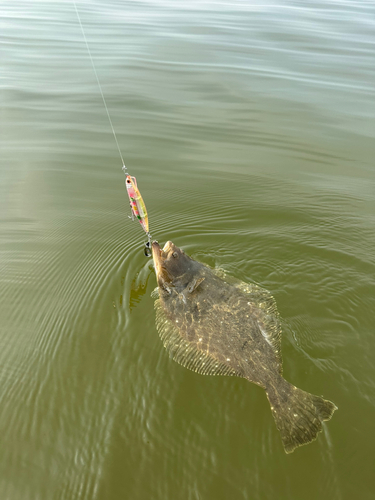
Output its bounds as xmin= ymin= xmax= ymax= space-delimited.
xmin=1 ymin=0 xmax=375 ymax=498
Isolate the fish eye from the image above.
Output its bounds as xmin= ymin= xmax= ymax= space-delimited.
xmin=126 ymin=179 xmax=131 ymax=184
xmin=172 ymin=251 xmax=178 ymax=258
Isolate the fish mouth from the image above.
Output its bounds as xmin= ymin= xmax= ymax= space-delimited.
xmin=151 ymin=240 xmax=161 ymax=254
xmin=152 ymin=241 xmax=174 ymax=258
xmin=152 ymin=241 xmax=165 ymax=275
xmin=152 ymin=241 xmax=175 ymax=277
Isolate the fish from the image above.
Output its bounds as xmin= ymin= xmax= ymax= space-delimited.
xmin=152 ymin=240 xmax=337 ymax=454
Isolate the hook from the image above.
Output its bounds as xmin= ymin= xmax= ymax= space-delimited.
xmin=144 ymin=240 xmax=152 ymax=258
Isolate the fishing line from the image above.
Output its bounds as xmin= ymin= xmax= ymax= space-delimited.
xmin=73 ymin=1 xmax=153 ymax=255
xmin=73 ymin=0 xmax=126 ymax=170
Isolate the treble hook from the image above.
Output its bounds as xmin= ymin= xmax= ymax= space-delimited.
xmin=144 ymin=233 xmax=152 ymax=257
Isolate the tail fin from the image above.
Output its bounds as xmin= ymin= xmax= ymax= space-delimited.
xmin=266 ymin=377 xmax=337 ymax=454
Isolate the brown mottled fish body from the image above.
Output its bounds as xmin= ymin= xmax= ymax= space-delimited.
xmin=152 ymin=241 xmax=337 ymax=453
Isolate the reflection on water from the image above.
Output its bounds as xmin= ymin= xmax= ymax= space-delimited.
xmin=1 ymin=0 xmax=375 ymax=499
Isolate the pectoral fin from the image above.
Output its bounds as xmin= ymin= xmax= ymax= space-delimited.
xmin=187 ymin=277 xmax=205 ymax=294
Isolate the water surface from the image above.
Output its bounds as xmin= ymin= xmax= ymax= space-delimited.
xmin=1 ymin=1 xmax=375 ymax=499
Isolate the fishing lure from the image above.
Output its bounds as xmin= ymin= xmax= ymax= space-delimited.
xmin=125 ymin=175 xmax=148 ymax=232
xmin=123 ymin=167 xmax=152 ymax=256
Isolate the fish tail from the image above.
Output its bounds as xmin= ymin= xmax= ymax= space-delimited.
xmin=266 ymin=377 xmax=337 ymax=454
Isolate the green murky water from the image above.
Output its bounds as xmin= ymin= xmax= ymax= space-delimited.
xmin=1 ymin=1 xmax=374 ymax=499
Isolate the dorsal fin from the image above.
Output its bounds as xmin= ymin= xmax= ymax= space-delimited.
xmin=154 ymin=298 xmax=242 ymax=377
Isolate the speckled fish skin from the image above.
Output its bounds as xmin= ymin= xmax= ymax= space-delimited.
xmin=152 ymin=240 xmax=337 ymax=454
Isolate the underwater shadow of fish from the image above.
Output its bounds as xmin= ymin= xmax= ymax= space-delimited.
xmin=129 ymin=267 xmax=151 ymax=311
xmin=152 ymin=240 xmax=337 ymax=454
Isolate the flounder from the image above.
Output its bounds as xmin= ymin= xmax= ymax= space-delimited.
xmin=152 ymin=240 xmax=337 ymax=453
